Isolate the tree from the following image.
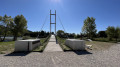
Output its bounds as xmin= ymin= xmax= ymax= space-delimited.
xmin=80 ymin=33 xmax=84 ymax=40
xmin=57 ymin=30 xmax=64 ymax=38
xmin=40 ymin=30 xmax=45 ymax=37
xmin=106 ymin=26 xmax=115 ymax=41
xmin=106 ymin=26 xmax=120 ymax=41
xmin=0 ymin=25 xmax=4 ymax=41
xmin=0 ymin=14 xmax=13 ymax=41
xmin=76 ymin=34 xmax=80 ymax=38
xmin=0 ymin=19 xmax=2 ymax=41
xmin=0 ymin=16 xmax=2 ymax=20
xmin=119 ymin=29 xmax=120 ymax=39
xmin=114 ymin=27 xmax=120 ymax=42
xmin=82 ymin=17 xmax=97 ymax=39
xmin=10 ymin=15 xmax=27 ymax=41
xmin=24 ymin=30 xmax=50 ymax=38
xmin=98 ymin=31 xmax=107 ymax=38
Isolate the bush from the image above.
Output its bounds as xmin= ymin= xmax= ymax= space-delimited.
xmin=106 ymin=26 xmax=120 ymax=41
xmin=98 ymin=31 xmax=107 ymax=38
xmin=22 ymin=36 xmax=32 ymax=40
xmin=93 ymin=38 xmax=120 ymax=43
xmin=93 ymin=38 xmax=108 ymax=42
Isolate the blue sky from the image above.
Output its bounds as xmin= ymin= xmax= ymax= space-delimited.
xmin=0 ymin=0 xmax=120 ymax=34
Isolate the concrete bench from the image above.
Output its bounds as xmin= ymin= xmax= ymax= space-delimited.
xmin=65 ymin=39 xmax=85 ymax=50
xmin=15 ymin=39 xmax=40 ymax=52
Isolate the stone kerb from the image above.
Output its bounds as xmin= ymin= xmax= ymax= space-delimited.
xmin=65 ymin=39 xmax=85 ymax=50
xmin=15 ymin=39 xmax=40 ymax=52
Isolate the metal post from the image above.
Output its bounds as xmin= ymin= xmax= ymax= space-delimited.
xmin=50 ymin=10 xmax=51 ymax=34
xmin=55 ymin=10 xmax=56 ymax=34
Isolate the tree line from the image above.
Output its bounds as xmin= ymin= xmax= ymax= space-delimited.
xmin=24 ymin=30 xmax=50 ymax=38
xmin=0 ymin=15 xmax=120 ymax=42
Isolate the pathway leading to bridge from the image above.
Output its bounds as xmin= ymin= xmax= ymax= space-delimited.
xmin=44 ymin=35 xmax=63 ymax=52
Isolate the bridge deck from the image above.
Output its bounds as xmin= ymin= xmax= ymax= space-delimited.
xmin=44 ymin=35 xmax=63 ymax=52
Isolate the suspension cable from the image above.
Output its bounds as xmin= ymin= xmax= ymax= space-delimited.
xmin=57 ymin=15 xmax=66 ymax=33
xmin=57 ymin=15 xmax=69 ymax=38
xmin=36 ymin=15 xmax=49 ymax=38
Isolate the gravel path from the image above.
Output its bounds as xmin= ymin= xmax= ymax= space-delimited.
xmin=0 ymin=44 xmax=120 ymax=67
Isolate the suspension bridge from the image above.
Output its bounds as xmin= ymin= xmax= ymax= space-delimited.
xmin=15 ymin=10 xmax=86 ymax=52
xmin=43 ymin=10 xmax=63 ymax=52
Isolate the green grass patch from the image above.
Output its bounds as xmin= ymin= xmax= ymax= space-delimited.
xmin=57 ymin=37 xmax=72 ymax=51
xmin=33 ymin=36 xmax=50 ymax=52
xmin=0 ymin=41 xmax=15 ymax=54
xmin=93 ymin=38 xmax=120 ymax=43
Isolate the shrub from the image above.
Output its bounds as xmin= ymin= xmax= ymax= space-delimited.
xmin=22 ymin=36 xmax=32 ymax=40
xmin=106 ymin=26 xmax=120 ymax=42
xmin=93 ymin=38 xmax=108 ymax=42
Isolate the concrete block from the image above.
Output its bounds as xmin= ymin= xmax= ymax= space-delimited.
xmin=65 ymin=39 xmax=85 ymax=50
xmin=15 ymin=39 xmax=40 ymax=52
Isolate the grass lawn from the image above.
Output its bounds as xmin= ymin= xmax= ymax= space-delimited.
xmin=57 ymin=37 xmax=116 ymax=51
xmin=33 ymin=36 xmax=50 ymax=52
xmin=0 ymin=41 xmax=15 ymax=54
xmin=57 ymin=37 xmax=72 ymax=51
xmin=86 ymin=41 xmax=116 ymax=50
xmin=93 ymin=38 xmax=120 ymax=43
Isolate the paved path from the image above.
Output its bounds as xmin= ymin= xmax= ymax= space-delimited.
xmin=44 ymin=35 xmax=63 ymax=52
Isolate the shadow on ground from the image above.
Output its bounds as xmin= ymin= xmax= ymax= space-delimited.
xmin=74 ymin=50 xmax=92 ymax=55
xmin=5 ymin=52 xmax=31 ymax=56
xmin=65 ymin=50 xmax=92 ymax=55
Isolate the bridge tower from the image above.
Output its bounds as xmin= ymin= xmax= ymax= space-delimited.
xmin=50 ymin=10 xmax=56 ymax=34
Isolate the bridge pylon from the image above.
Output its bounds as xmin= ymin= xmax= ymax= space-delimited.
xmin=50 ymin=10 xmax=56 ymax=35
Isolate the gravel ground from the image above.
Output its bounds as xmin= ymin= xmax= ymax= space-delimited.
xmin=0 ymin=44 xmax=120 ymax=67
